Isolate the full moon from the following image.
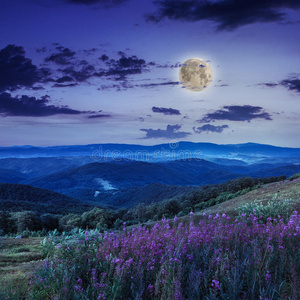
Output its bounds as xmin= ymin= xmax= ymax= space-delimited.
xmin=179 ymin=58 xmax=213 ymax=92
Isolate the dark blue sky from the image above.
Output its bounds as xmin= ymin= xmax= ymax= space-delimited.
xmin=0 ymin=0 xmax=300 ymax=146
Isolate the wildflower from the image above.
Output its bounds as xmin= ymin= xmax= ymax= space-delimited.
xmin=265 ymin=271 xmax=271 ymax=283
xmin=211 ymin=279 xmax=220 ymax=290
xmin=92 ymin=268 xmax=97 ymax=281
xmin=190 ymin=211 xmax=194 ymax=216
xmin=44 ymin=259 xmax=49 ymax=268
xmin=148 ymin=284 xmax=154 ymax=293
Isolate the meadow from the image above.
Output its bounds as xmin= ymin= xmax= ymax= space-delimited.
xmin=1 ymin=210 xmax=299 ymax=299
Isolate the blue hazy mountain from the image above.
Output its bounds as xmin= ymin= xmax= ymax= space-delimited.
xmin=21 ymin=159 xmax=300 ymax=201
xmin=0 ymin=169 xmax=29 ymax=183
xmin=1 ymin=142 xmax=300 ymax=207
xmin=1 ymin=142 xmax=300 ymax=164
xmin=0 ymin=156 xmax=97 ymax=178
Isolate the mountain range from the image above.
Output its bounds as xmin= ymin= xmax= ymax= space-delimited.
xmin=1 ymin=142 xmax=300 ymax=164
xmin=0 ymin=142 xmax=300 ymax=209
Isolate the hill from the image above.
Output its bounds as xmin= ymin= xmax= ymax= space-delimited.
xmin=198 ymin=178 xmax=300 ymax=217
xmin=0 ymin=156 xmax=96 ymax=178
xmin=22 ymin=159 xmax=300 ymax=202
xmin=94 ymin=183 xmax=196 ymax=208
xmin=22 ymin=160 xmax=245 ymax=199
xmin=0 ymin=169 xmax=28 ymax=183
xmin=0 ymin=183 xmax=95 ymax=215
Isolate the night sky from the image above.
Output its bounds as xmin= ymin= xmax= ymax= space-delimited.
xmin=0 ymin=0 xmax=300 ymax=147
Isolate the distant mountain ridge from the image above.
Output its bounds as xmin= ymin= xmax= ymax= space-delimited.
xmin=1 ymin=142 xmax=300 ymax=164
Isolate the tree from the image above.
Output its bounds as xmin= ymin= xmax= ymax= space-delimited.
xmin=59 ymin=213 xmax=81 ymax=232
xmin=14 ymin=211 xmax=42 ymax=233
xmin=0 ymin=210 xmax=16 ymax=234
xmin=41 ymin=214 xmax=60 ymax=231
xmin=81 ymin=208 xmax=115 ymax=230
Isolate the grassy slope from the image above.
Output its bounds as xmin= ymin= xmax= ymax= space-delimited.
xmin=0 ymin=237 xmax=44 ymax=284
xmin=198 ymin=178 xmax=300 ymax=217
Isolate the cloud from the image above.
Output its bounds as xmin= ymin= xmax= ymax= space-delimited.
xmin=152 ymin=106 xmax=181 ymax=115
xmin=193 ymin=124 xmax=229 ymax=133
xmin=5 ymin=43 xmax=177 ymax=92
xmin=43 ymin=45 xmax=98 ymax=84
xmin=97 ymin=53 xmax=153 ymax=80
xmin=88 ymin=113 xmax=112 ymax=118
xmin=140 ymin=124 xmax=190 ymax=139
xmin=0 ymin=92 xmax=84 ymax=117
xmin=65 ymin=0 xmax=127 ymax=6
xmin=280 ymin=76 xmax=300 ymax=93
xmin=55 ymin=76 xmax=74 ymax=83
xmin=214 ymin=84 xmax=229 ymax=87
xmin=261 ymin=74 xmax=300 ymax=93
xmin=148 ymin=0 xmax=300 ymax=30
xmin=135 ymin=117 xmax=145 ymax=122
xmin=48 ymin=50 xmax=154 ymax=85
xmin=138 ymin=81 xmax=180 ymax=89
xmin=60 ymin=64 xmax=95 ymax=82
xmin=260 ymin=82 xmax=278 ymax=88
xmin=36 ymin=47 xmax=47 ymax=53
xmin=52 ymin=83 xmax=78 ymax=88
xmin=45 ymin=47 xmax=76 ymax=65
xmin=0 ymin=44 xmax=47 ymax=92
xmin=97 ymin=80 xmax=180 ymax=91
xmin=198 ymin=105 xmax=272 ymax=122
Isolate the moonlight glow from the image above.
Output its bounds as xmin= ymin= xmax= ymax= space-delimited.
xmin=179 ymin=58 xmax=213 ymax=92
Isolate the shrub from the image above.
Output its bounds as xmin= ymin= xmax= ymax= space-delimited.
xmin=289 ymin=173 xmax=300 ymax=181
xmin=237 ymin=195 xmax=294 ymax=222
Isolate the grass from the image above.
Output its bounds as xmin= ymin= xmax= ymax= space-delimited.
xmin=198 ymin=179 xmax=300 ymax=217
xmin=0 ymin=237 xmax=45 ymax=298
